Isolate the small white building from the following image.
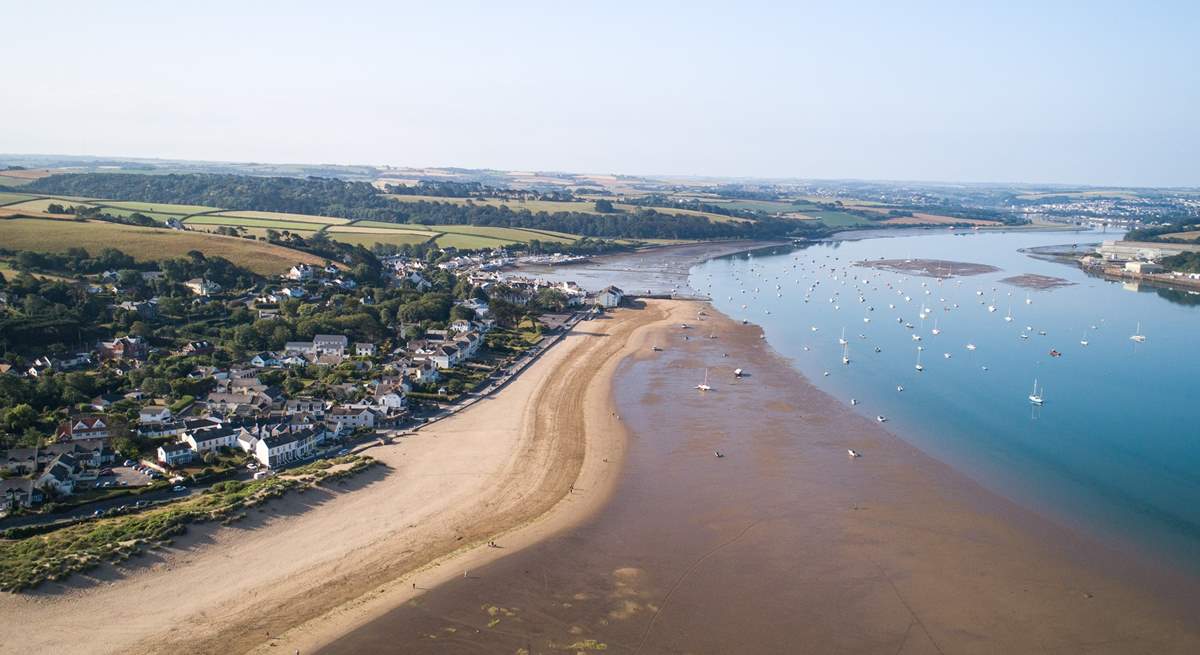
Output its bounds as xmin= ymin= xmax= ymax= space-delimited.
xmin=1125 ymin=261 xmax=1164 ymax=274
xmin=138 ymin=405 xmax=173 ymax=425
xmin=325 ymin=406 xmax=377 ymax=433
xmin=354 ymin=342 xmax=377 ymax=357
xmin=158 ymin=442 xmax=195 ymax=468
xmin=595 ymin=285 xmax=624 ymax=308
xmin=185 ymin=278 xmax=222 ymax=297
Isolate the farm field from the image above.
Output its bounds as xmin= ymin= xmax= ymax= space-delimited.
xmin=0 ymin=260 xmax=74 ymax=282
xmin=0 ymin=192 xmax=36 ymax=206
xmin=0 ymin=218 xmax=325 ymax=276
xmin=340 ymin=221 xmax=580 ymax=244
xmin=3 ymin=198 xmax=98 ymax=214
xmin=325 ymin=232 xmax=434 ymax=247
xmin=612 ymin=203 xmax=748 ymax=223
xmin=185 ymin=215 xmax=327 ymax=231
xmin=325 ymin=225 xmax=436 ymax=236
xmin=1161 ymin=230 xmax=1200 ymax=241
xmin=210 ymin=210 xmax=350 ymax=226
xmin=95 ymin=200 xmax=220 ymax=215
xmin=802 ymin=211 xmax=875 ymax=227
xmin=706 ymin=199 xmax=821 ymax=214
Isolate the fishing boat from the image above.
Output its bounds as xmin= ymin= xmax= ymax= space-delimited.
xmin=876 ymin=415 xmax=887 ymax=423
xmin=650 ymin=346 xmax=662 ymax=352
xmin=696 ymin=369 xmax=712 ymax=392
xmin=1049 ymin=349 xmax=1062 ymax=358
xmin=848 ymin=449 xmax=861 ymax=458
xmin=714 ymin=450 xmax=725 ymax=458
xmin=897 ymin=385 xmax=904 ymax=392
xmin=850 ymin=398 xmax=858 ymax=406
xmin=1028 ymin=379 xmax=1044 ymax=405
xmin=1130 ymin=322 xmax=1146 ymax=342
xmin=734 ymin=368 xmax=744 ymax=377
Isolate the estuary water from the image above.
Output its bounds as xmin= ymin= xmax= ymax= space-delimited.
xmin=692 ymin=229 xmax=1200 ymax=571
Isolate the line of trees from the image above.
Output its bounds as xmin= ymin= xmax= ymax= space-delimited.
xmin=28 ymin=173 xmax=820 ymax=241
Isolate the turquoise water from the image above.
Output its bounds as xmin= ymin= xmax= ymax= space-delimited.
xmin=691 ymin=230 xmax=1200 ymax=570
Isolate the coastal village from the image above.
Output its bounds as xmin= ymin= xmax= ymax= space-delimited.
xmin=0 ymin=247 xmax=626 ymax=519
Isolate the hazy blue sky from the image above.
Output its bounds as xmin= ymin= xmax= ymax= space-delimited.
xmin=3 ymin=1 xmax=1197 ymax=186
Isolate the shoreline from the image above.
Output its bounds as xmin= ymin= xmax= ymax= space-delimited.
xmin=0 ymin=301 xmax=679 ymax=655
xmin=321 ymin=299 xmax=1200 ymax=653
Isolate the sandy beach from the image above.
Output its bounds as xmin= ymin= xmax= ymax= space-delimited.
xmin=324 ymin=301 xmax=1200 ymax=654
xmin=0 ymin=301 xmax=675 ymax=655
xmin=4 ymin=297 xmax=1198 ymax=654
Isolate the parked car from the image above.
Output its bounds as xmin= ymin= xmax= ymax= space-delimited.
xmin=172 ymin=485 xmax=187 ymax=493
xmin=123 ymin=459 xmax=135 ymax=467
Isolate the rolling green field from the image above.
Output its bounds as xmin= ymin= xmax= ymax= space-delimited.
xmin=0 ymin=192 xmax=36 ymax=206
xmin=185 ymin=215 xmax=327 ymax=231
xmin=95 ymin=200 xmax=220 ymax=215
xmin=710 ymin=199 xmax=820 ymax=214
xmin=335 ymin=220 xmax=580 ymax=245
xmin=325 ymin=232 xmax=434 ymax=247
xmin=804 ymin=211 xmax=875 ymax=227
xmin=0 ymin=175 xmax=36 ymax=187
xmin=0 ymin=218 xmax=325 ymax=276
xmin=3 ymin=198 xmax=97 ymax=214
xmin=211 ymin=210 xmax=351 ymax=225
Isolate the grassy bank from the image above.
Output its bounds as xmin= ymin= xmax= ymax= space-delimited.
xmin=0 ymin=456 xmax=376 ymax=592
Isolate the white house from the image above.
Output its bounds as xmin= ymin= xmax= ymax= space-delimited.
xmin=374 ymin=386 xmax=407 ymax=411
xmin=249 ymin=352 xmax=281 ymax=368
xmin=183 ymin=426 xmax=238 ymax=453
xmin=185 ymin=278 xmax=221 ymax=297
xmin=406 ymin=361 xmax=441 ymax=384
xmin=325 ymin=406 xmax=377 ymax=433
xmin=157 ymin=442 xmax=195 ymax=468
xmin=285 ymin=398 xmax=326 ymax=416
xmin=354 ymin=342 xmax=377 ymax=357
xmin=254 ymin=428 xmax=324 ymax=468
xmin=595 ymin=285 xmax=624 ymax=308
xmin=287 ymin=263 xmax=313 ymax=281
xmin=313 ymin=335 xmax=348 ymax=355
xmin=138 ymin=405 xmax=173 ymax=425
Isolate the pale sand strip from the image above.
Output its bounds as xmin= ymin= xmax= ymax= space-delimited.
xmin=0 ymin=301 xmax=677 ymax=655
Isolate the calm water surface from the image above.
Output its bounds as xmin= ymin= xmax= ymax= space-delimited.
xmin=692 ymin=229 xmax=1200 ymax=570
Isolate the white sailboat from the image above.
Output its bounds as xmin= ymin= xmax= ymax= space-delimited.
xmin=1028 ymin=378 xmax=1044 ymax=405
xmin=966 ymin=342 xmax=977 ymax=351
xmin=1130 ymin=322 xmax=1146 ymax=343
xmin=696 ymin=369 xmax=712 ymax=392
xmin=930 ymin=318 xmax=941 ymax=335
xmin=1080 ymin=331 xmax=1089 ymax=347
xmin=838 ymin=327 xmax=848 ymax=346
xmin=915 ymin=348 xmax=924 ymax=372
xmin=1004 ymin=305 xmax=1013 ymax=322
xmin=842 ymin=343 xmax=850 ymax=365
